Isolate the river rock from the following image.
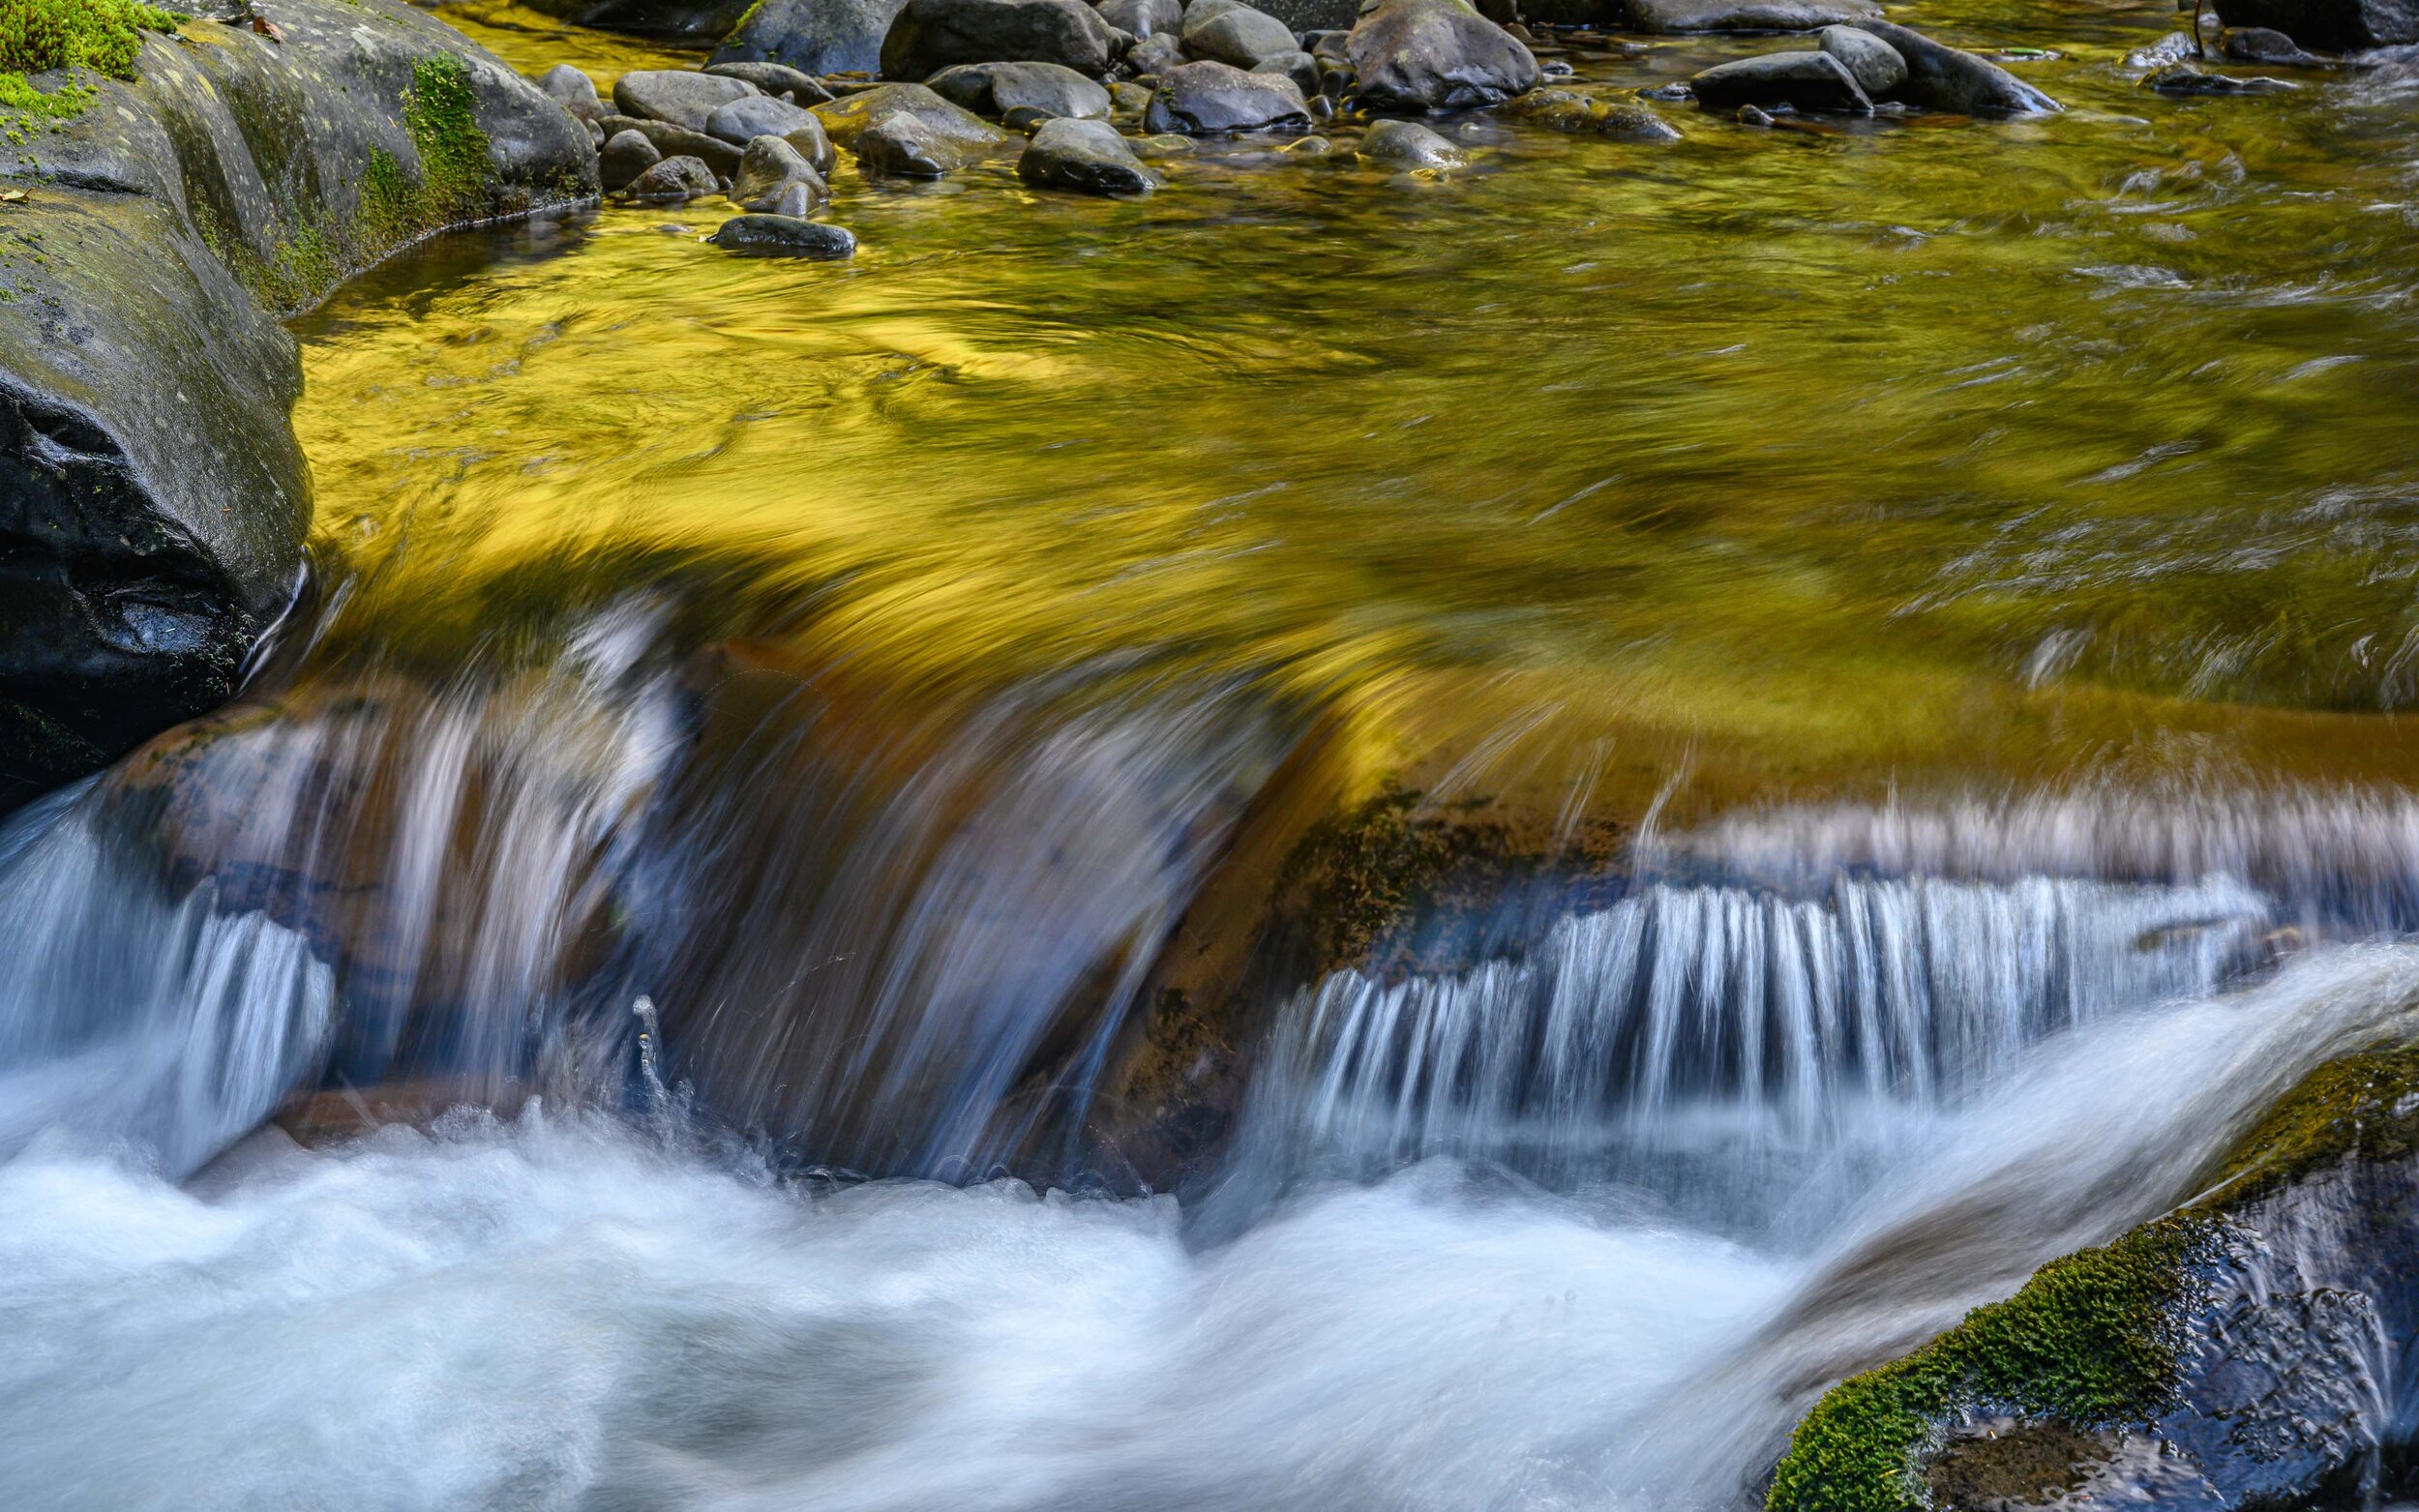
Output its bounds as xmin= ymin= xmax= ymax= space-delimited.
xmin=599 ymin=129 xmax=665 ymax=190
xmin=1184 ymin=3 xmax=1302 ymax=65
xmin=1252 ymin=49 xmax=1323 ymax=95
xmin=1127 ymin=31 xmax=1189 ymax=71
xmin=0 ymin=0 xmax=594 ymax=809
xmin=1100 ymin=0 xmax=1184 ymax=34
xmin=813 ymin=81 xmax=1016 ymax=149
xmin=1689 ymin=49 xmax=1872 ymax=112
xmin=881 ymin=0 xmax=1125 ymax=78
xmin=612 ymin=69 xmax=760 ymax=131
xmin=2211 ymin=0 xmax=2415 ymax=48
xmin=1818 ymin=24 xmax=1907 ymax=93
xmin=704 ymin=61 xmax=839 ymax=103
xmin=1017 ymin=116 xmax=1165 ymax=192
xmin=622 ymin=154 xmax=721 ymax=200
xmin=1496 ymin=87 xmax=1683 ymax=137
xmin=1347 ymin=0 xmax=1539 ymax=112
xmin=537 ymin=64 xmax=605 ymax=120
xmin=1627 ymin=0 xmax=1881 ymax=30
xmin=1357 ymin=117 xmax=1466 ymax=165
xmin=730 ymin=135 xmax=830 ymax=206
xmin=704 ymin=93 xmax=829 ymax=150
xmin=711 ymin=0 xmax=916 ymax=75
xmin=2143 ymin=62 xmax=2300 ymax=90
xmin=1143 ymin=58 xmax=1316 ymax=130
xmin=601 ymin=116 xmax=749 ymax=175
xmin=2223 ymin=23 xmax=2333 ymax=61
xmin=1848 ymin=20 xmax=2062 ymax=113
xmin=857 ymin=111 xmax=968 ymax=173
xmin=929 ymin=60 xmax=1116 ymax=117
xmin=711 ymin=214 xmax=861 ymax=257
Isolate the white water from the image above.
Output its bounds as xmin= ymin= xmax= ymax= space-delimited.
xmin=4 ymin=947 xmax=2415 ymax=1511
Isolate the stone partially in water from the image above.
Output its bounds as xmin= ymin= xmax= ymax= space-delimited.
xmin=1357 ymin=117 xmax=1467 ymax=166
xmin=880 ymin=0 xmax=1125 ymax=79
xmin=600 ymin=128 xmax=666 ymax=191
xmin=812 ymin=81 xmax=1016 ymax=149
xmin=622 ymin=154 xmax=722 ymax=201
xmin=1018 ymin=116 xmax=1165 ymax=193
xmin=927 ymin=60 xmax=1116 ymax=119
xmin=1144 ymin=59 xmax=1315 ymax=131
xmin=857 ymin=111 xmax=971 ymax=174
xmin=730 ymin=135 xmax=830 ymax=207
xmin=1817 ymin=23 xmax=1907 ymax=94
xmin=711 ymin=214 xmax=862 ymax=257
xmin=1347 ymin=0 xmax=1540 ymax=113
xmin=2223 ymin=24 xmax=2333 ymax=62
xmin=1496 ymin=88 xmax=1684 ymax=138
xmin=1848 ymin=19 xmax=2062 ymax=114
xmin=2210 ymin=0 xmax=2417 ymax=49
xmin=2143 ymin=62 xmax=2301 ymax=91
xmin=1689 ymin=50 xmax=1873 ymax=114
xmin=612 ymin=69 xmax=760 ymax=132
xmin=710 ymin=0 xmax=915 ymax=75
xmin=1626 ymin=0 xmax=1881 ymax=31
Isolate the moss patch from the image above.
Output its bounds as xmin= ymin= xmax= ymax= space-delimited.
xmin=1273 ymin=782 xmax=1514 ymax=976
xmin=2211 ymin=1046 xmax=2419 ymax=1205
xmin=401 ymin=52 xmax=490 ymax=222
xmin=0 ymin=0 xmax=178 ymax=131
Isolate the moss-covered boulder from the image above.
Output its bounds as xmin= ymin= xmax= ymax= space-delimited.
xmin=1770 ymin=1046 xmax=2419 ymax=1512
xmin=0 ymin=0 xmax=595 ymax=810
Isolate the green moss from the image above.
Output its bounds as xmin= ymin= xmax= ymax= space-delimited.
xmin=0 ymin=0 xmax=178 ymax=128
xmin=1275 ymin=783 xmax=1512 ymax=975
xmin=1770 ymin=1046 xmax=2419 ymax=1512
xmin=402 ymin=53 xmax=490 ymax=222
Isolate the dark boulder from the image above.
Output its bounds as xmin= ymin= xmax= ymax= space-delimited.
xmin=1099 ymin=0 xmax=1184 ymax=35
xmin=1184 ymin=3 xmax=1302 ymax=66
xmin=1625 ymin=0 xmax=1881 ymax=31
xmin=710 ymin=215 xmax=861 ymax=257
xmin=1017 ymin=116 xmax=1165 ymax=192
xmin=2222 ymin=23 xmax=2336 ymax=60
xmin=600 ymin=128 xmax=667 ymax=190
xmin=704 ymin=61 xmax=839 ymax=103
xmin=621 ymin=154 xmax=722 ymax=200
xmin=928 ymin=60 xmax=1116 ymax=117
xmin=2143 ymin=62 xmax=2300 ymax=90
xmin=1817 ymin=23 xmax=1906 ymax=93
xmin=813 ymin=81 xmax=1016 ymax=148
xmin=1143 ymin=58 xmax=1315 ymax=130
xmin=1346 ymin=0 xmax=1539 ymax=113
xmin=710 ymin=0 xmax=918 ymax=76
xmin=881 ymin=0 xmax=1125 ymax=79
xmin=0 ymin=0 xmax=593 ymax=810
xmin=2212 ymin=0 xmax=2415 ymax=48
xmin=1849 ymin=19 xmax=2062 ymax=113
xmin=612 ymin=68 xmax=760 ymax=131
xmin=1688 ymin=49 xmax=1873 ymax=112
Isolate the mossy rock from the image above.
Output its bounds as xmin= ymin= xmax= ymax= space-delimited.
xmin=1770 ymin=1046 xmax=2419 ymax=1512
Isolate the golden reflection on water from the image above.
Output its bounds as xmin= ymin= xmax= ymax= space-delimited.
xmin=302 ymin=0 xmax=2419 ymax=818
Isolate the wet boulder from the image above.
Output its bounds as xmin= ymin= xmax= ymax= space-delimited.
xmin=1143 ymin=59 xmax=1315 ymax=130
xmin=1184 ymin=2 xmax=1302 ymax=66
xmin=612 ymin=68 xmax=760 ymax=131
xmin=730 ymin=136 xmax=831 ymax=207
xmin=704 ymin=92 xmax=830 ymax=147
xmin=600 ymin=128 xmax=667 ymax=190
xmin=0 ymin=0 xmax=594 ymax=810
xmin=704 ymin=61 xmax=838 ymax=103
xmin=2211 ymin=0 xmax=2416 ymax=48
xmin=1848 ymin=20 xmax=2062 ymax=113
xmin=1357 ymin=117 xmax=1466 ymax=165
xmin=1496 ymin=88 xmax=1684 ymax=137
xmin=621 ymin=154 xmax=721 ymax=200
xmin=1817 ymin=23 xmax=1906 ymax=94
xmin=711 ymin=215 xmax=861 ymax=257
xmin=928 ymin=60 xmax=1116 ymax=118
xmin=1688 ymin=50 xmax=1873 ymax=113
xmin=1346 ymin=0 xmax=1540 ymax=112
xmin=813 ymin=81 xmax=1016 ymax=149
xmin=881 ymin=0 xmax=1126 ymax=79
xmin=1625 ymin=0 xmax=1881 ymax=31
xmin=2222 ymin=23 xmax=2335 ymax=61
xmin=710 ymin=0 xmax=917 ymax=76
xmin=1017 ymin=116 xmax=1165 ymax=192
xmin=1099 ymin=0 xmax=1184 ymax=35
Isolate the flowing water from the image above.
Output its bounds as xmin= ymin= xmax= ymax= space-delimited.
xmin=5 ymin=0 xmax=2419 ymax=1503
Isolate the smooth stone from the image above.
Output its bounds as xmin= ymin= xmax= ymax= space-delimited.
xmin=599 ymin=128 xmax=665 ymax=191
xmin=704 ymin=93 xmax=827 ymax=151
xmin=612 ymin=69 xmax=760 ymax=131
xmin=1357 ymin=115 xmax=1465 ymax=164
xmin=2207 ymin=0 xmax=2415 ymax=49
xmin=601 ymin=115 xmax=749 ymax=176
xmin=1818 ymin=24 xmax=1906 ymax=93
xmin=1184 ymin=3 xmax=1301 ymax=65
xmin=1252 ymin=49 xmax=1322 ymax=95
xmin=1143 ymin=58 xmax=1315 ymax=130
xmin=2143 ymin=62 xmax=2300 ymax=90
xmin=1626 ymin=0 xmax=1880 ymax=30
xmin=1495 ymin=87 xmax=1682 ymax=138
xmin=705 ymin=61 xmax=839 ymax=102
xmin=1098 ymin=0 xmax=1183 ymax=34
xmin=730 ymin=135 xmax=827 ymax=203
xmin=771 ymin=179 xmax=824 ymax=215
xmin=1737 ymin=102 xmax=1775 ymax=124
xmin=1282 ymin=133 xmax=1331 ymax=152
xmin=2223 ymin=24 xmax=2332 ymax=61
xmin=1017 ymin=115 xmax=1164 ymax=192
xmin=1689 ymin=50 xmax=1872 ymax=113
xmin=1111 ymin=79 xmax=1157 ymax=111
xmin=621 ymin=154 xmax=721 ymax=201
xmin=812 ymin=82 xmax=1016 ymax=147
xmin=1184 ymin=0 xmax=1251 ymax=22
xmin=710 ymin=214 xmax=860 ymax=257
xmin=1848 ymin=20 xmax=2062 ymax=113
xmin=537 ymin=63 xmax=604 ymax=120
xmin=857 ymin=110 xmax=971 ymax=173
xmin=928 ymin=60 xmax=1116 ymax=118
xmin=1127 ymin=31 xmax=1188 ymax=70
xmin=881 ymin=0 xmax=1124 ymax=79
xmin=1347 ymin=0 xmax=1540 ymax=113
xmin=710 ymin=0 xmax=914 ymax=75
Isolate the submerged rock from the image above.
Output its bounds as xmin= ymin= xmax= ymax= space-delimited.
xmin=1770 ymin=1046 xmax=2419 ymax=1512
xmin=812 ymin=82 xmax=1016 ymax=149
xmin=1357 ymin=117 xmax=1467 ymax=165
xmin=0 ymin=0 xmax=593 ymax=809
xmin=621 ymin=154 xmax=722 ymax=201
xmin=1347 ymin=0 xmax=1540 ymax=112
xmin=2211 ymin=0 xmax=2417 ymax=49
xmin=1689 ymin=50 xmax=1873 ymax=113
xmin=1017 ymin=116 xmax=1165 ymax=193
xmin=928 ymin=60 xmax=1116 ymax=118
xmin=710 ymin=0 xmax=916 ymax=75
xmin=612 ymin=69 xmax=760 ymax=131
xmin=711 ymin=214 xmax=861 ymax=257
xmin=1849 ymin=19 xmax=2062 ymax=114
xmin=1625 ymin=0 xmax=1881 ymax=32
xmin=881 ymin=0 xmax=1125 ymax=79
xmin=1144 ymin=59 xmax=1316 ymax=131
xmin=1496 ymin=87 xmax=1684 ymax=138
